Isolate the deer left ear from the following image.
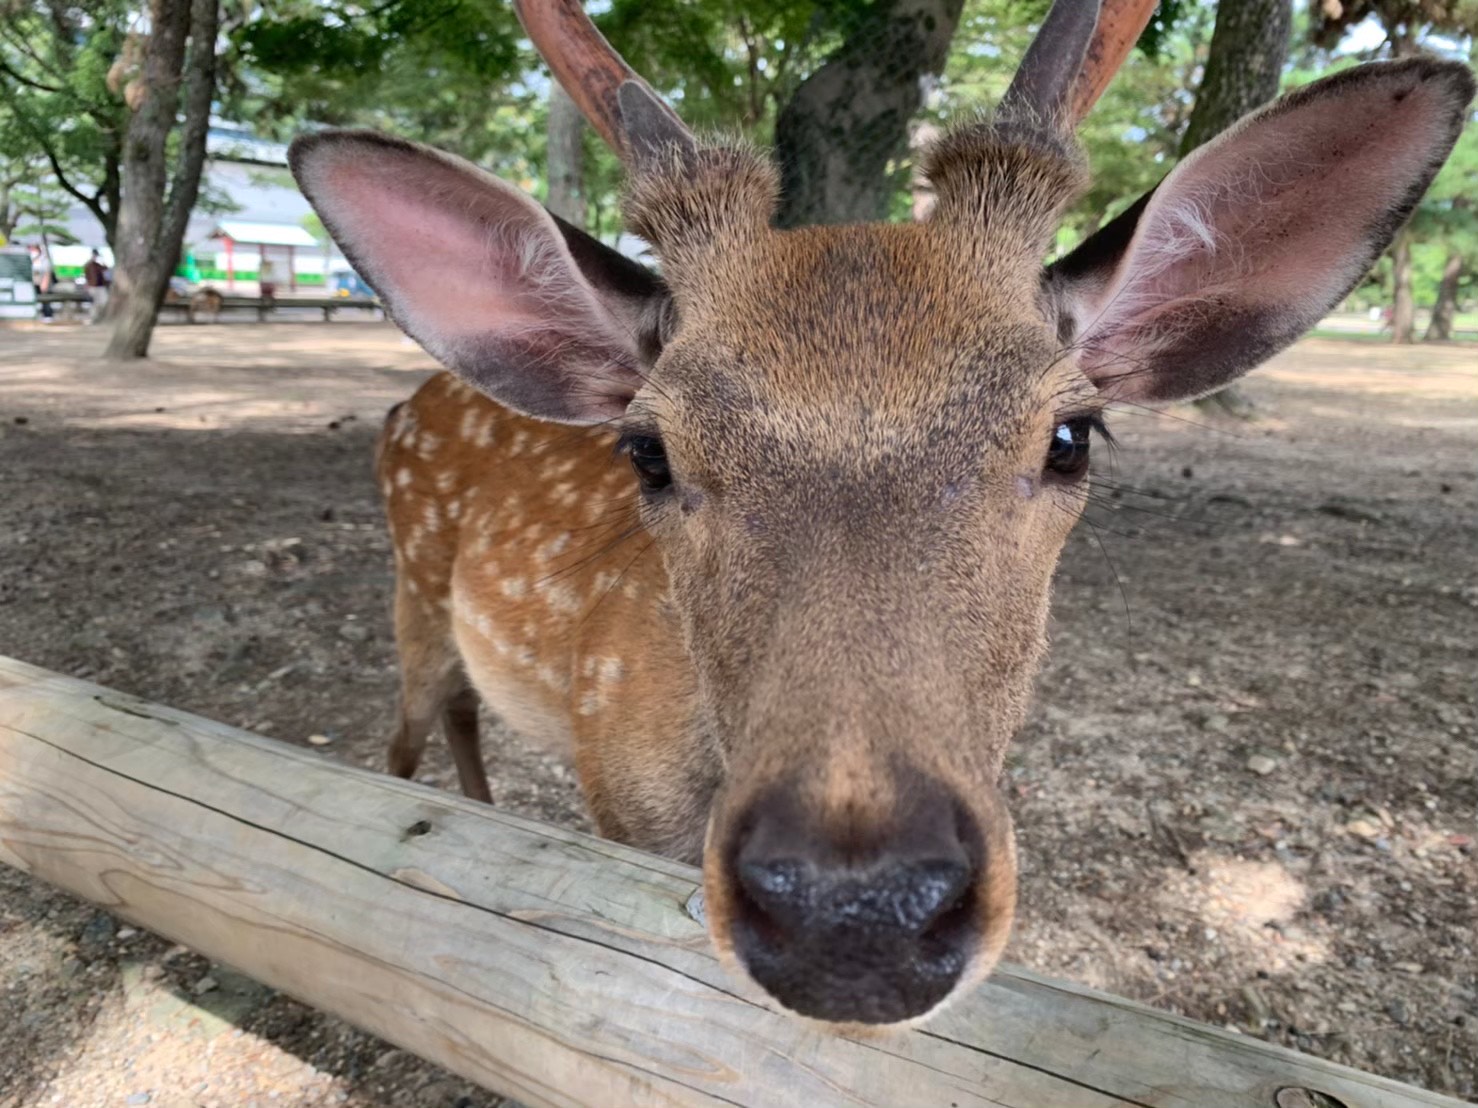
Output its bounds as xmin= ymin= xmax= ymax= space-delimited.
xmin=1048 ymin=58 xmax=1475 ymax=404
xmin=289 ymin=130 xmax=669 ymax=425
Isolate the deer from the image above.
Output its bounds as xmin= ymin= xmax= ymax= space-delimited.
xmin=288 ymin=0 xmax=1475 ymax=1027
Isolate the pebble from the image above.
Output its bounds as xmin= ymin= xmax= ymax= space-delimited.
xmin=307 ymin=733 xmax=333 ymax=746
xmin=80 ymin=913 xmax=115 ymax=947
xmin=1246 ymin=754 xmax=1277 ymax=776
xmin=337 ymin=622 xmax=369 ymax=643
xmin=191 ymin=974 xmax=220 ymax=995
xmin=125 ymin=1095 xmax=150 ymax=1105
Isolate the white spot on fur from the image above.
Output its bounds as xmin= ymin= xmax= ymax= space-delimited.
xmin=395 ymin=468 xmax=412 ymax=488
xmin=536 ymin=663 xmax=569 ymax=692
xmin=542 ymin=582 xmax=580 ymax=614
xmin=539 ymin=532 xmax=570 ymax=560
xmin=501 ymin=577 xmax=527 ymax=598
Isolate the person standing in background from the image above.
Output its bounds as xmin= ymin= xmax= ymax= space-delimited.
xmin=83 ymin=249 xmax=110 ymax=323
xmin=258 ymin=253 xmax=278 ymax=302
xmin=28 ymin=243 xmax=54 ymax=323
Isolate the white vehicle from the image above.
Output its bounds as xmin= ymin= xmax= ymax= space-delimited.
xmin=0 ymin=246 xmax=37 ymax=320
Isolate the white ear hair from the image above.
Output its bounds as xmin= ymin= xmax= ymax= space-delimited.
xmin=1055 ymin=58 xmax=1475 ymax=404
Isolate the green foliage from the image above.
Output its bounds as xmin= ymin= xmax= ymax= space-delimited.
xmin=3 ymin=0 xmax=1471 ymax=317
xmin=0 ymin=2 xmax=130 ymax=242
xmin=234 ymin=1 xmax=527 ymax=164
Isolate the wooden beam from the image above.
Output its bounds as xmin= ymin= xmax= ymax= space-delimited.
xmin=0 ymin=655 xmax=1460 ymax=1108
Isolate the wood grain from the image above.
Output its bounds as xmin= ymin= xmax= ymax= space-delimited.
xmin=0 ymin=656 xmax=1461 ymax=1107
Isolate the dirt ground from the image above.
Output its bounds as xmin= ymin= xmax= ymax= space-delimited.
xmin=1 ymin=321 xmax=1474 ymax=1107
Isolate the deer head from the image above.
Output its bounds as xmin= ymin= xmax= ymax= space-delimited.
xmin=290 ymin=0 xmax=1474 ymax=1025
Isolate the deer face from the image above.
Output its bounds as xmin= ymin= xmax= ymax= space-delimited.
xmin=625 ymin=210 xmax=1097 ymax=1021
xmin=290 ymin=0 xmax=1473 ymax=1024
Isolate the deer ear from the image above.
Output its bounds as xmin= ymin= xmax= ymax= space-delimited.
xmin=1050 ymin=58 xmax=1475 ymax=404
xmin=289 ymin=130 xmax=668 ymax=424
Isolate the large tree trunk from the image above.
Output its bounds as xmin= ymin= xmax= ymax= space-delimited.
xmin=1424 ymin=250 xmax=1464 ymax=341
xmin=1183 ymin=0 xmax=1291 ymax=418
xmin=545 ymin=85 xmax=585 ymax=226
xmin=1389 ymin=229 xmax=1415 ymax=344
xmin=1178 ymin=0 xmax=1290 ymax=155
xmin=772 ymin=0 xmax=964 ymax=228
xmin=105 ymin=0 xmax=219 ymax=360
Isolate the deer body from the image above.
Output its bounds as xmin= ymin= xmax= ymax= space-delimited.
xmin=378 ymin=372 xmax=710 ymax=857
xmin=294 ymin=0 xmax=1473 ymax=1028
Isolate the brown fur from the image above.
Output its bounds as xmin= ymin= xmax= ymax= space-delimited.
xmin=381 ymin=132 xmax=1098 ymax=1012
xmin=364 ymin=55 xmax=1475 ymax=1026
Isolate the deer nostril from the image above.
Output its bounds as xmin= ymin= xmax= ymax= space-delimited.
xmin=735 ymin=859 xmax=807 ymax=948
xmin=891 ymin=858 xmax=971 ymax=934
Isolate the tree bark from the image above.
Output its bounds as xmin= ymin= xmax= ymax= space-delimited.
xmin=105 ymin=0 xmax=218 ymax=360
xmin=545 ymin=84 xmax=585 ymax=226
xmin=1183 ymin=0 xmax=1291 ymax=417
xmin=773 ymin=0 xmax=964 ymax=228
xmin=1389 ymin=228 xmax=1415 ymax=344
xmin=1178 ymin=0 xmax=1291 ymax=157
xmin=1423 ymin=250 xmax=1462 ymax=341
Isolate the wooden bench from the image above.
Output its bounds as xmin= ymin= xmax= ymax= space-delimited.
xmin=0 ymin=655 xmax=1461 ymax=1108
xmin=210 ymin=294 xmax=381 ymax=321
xmin=154 ymin=293 xmax=381 ymax=323
xmin=36 ymin=290 xmax=94 ymax=320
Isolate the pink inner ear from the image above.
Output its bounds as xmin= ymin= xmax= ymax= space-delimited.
xmin=1079 ymin=66 xmax=1463 ymax=385
xmin=308 ymin=143 xmax=636 ymax=366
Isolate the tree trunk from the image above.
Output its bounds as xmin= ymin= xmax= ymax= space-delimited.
xmin=0 ymin=179 xmax=15 ymax=243
xmin=773 ymin=0 xmax=964 ymax=228
xmin=1423 ymin=250 xmax=1464 ymax=342
xmin=1389 ymin=229 xmax=1415 ymax=344
xmin=1178 ymin=0 xmax=1291 ymax=156
xmin=1183 ymin=0 xmax=1291 ymax=417
xmin=105 ymin=0 xmax=218 ymax=360
xmin=545 ymin=85 xmax=585 ymax=226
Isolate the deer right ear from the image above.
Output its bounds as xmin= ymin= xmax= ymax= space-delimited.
xmin=1049 ymin=58 xmax=1475 ymax=404
xmin=289 ymin=130 xmax=668 ymax=425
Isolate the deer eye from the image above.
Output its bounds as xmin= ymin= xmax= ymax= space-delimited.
xmin=622 ymin=434 xmax=671 ymax=493
xmin=1044 ymin=416 xmax=1100 ymax=479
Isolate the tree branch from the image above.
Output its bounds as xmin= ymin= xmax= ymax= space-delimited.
xmin=0 ymin=53 xmax=64 ymax=94
xmin=4 ymin=94 xmax=110 ymax=230
xmin=161 ymin=0 xmax=220 ymax=248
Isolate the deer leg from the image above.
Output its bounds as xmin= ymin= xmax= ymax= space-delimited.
xmin=386 ymin=585 xmax=460 ymax=785
xmin=442 ymin=684 xmax=491 ymax=803
xmin=387 ymin=667 xmax=458 ymax=783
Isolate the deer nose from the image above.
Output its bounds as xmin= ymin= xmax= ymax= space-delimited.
xmin=727 ymin=784 xmax=980 ymax=1024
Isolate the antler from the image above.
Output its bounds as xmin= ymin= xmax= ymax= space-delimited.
xmin=1001 ymin=0 xmax=1158 ymax=129
xmin=1070 ymin=0 xmax=1159 ymax=124
xmin=512 ymin=0 xmax=695 ymax=167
